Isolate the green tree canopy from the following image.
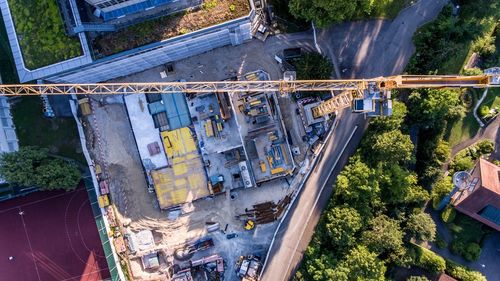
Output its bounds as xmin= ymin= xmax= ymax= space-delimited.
xmin=328 ymin=245 xmax=386 ymax=281
xmin=0 ymin=146 xmax=81 ymax=191
xmin=370 ymin=130 xmax=414 ymax=165
xmin=294 ymin=52 xmax=333 ymax=80
xmin=361 ymin=215 xmax=406 ymax=262
xmin=369 ymin=100 xmax=408 ymax=133
xmin=334 ymin=157 xmax=381 ymax=218
xmin=289 ymin=0 xmax=375 ymax=27
xmin=325 ymin=206 xmax=363 ymax=251
xmin=408 ymin=89 xmax=465 ymax=129
xmin=406 ymin=213 xmax=437 ymax=242
xmin=379 ymin=165 xmax=429 ymax=205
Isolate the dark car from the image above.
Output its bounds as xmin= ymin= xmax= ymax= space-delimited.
xmin=226 ymin=233 xmax=238 ymax=239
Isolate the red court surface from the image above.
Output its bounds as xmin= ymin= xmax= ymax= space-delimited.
xmin=0 ymin=184 xmax=110 ymax=281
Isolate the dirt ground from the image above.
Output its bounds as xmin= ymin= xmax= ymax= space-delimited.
xmin=83 ymin=95 xmax=306 ymax=280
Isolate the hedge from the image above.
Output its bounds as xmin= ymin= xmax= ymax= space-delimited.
xmin=445 ymin=259 xmax=486 ymax=281
xmin=411 ymin=244 xmax=446 ymax=273
xmin=441 ymin=206 xmax=456 ymax=223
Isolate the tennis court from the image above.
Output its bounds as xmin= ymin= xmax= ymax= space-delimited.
xmin=0 ymin=183 xmax=110 ymax=281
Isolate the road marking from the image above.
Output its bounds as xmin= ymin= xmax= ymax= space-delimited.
xmin=281 ymin=125 xmax=358 ymax=281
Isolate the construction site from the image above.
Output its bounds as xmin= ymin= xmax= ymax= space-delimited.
xmin=77 ymin=66 xmax=312 ymax=280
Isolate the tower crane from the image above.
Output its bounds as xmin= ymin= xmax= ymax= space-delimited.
xmin=0 ymin=72 xmax=498 ymax=118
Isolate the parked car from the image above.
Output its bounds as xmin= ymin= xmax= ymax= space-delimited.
xmin=226 ymin=233 xmax=238 ymax=239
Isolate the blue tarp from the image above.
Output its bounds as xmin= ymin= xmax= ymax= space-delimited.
xmin=101 ymin=0 xmax=174 ymax=21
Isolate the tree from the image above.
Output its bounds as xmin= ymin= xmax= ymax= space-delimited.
xmin=325 ymin=206 xmax=362 ymax=251
xmin=289 ymin=0 xmax=357 ymax=27
xmin=328 ymin=245 xmax=386 ymax=281
xmin=370 ymin=130 xmax=414 ymax=164
xmin=408 ymin=89 xmax=465 ymax=129
xmin=294 ymin=53 xmax=333 ymax=80
xmin=406 ymin=213 xmax=436 ymax=242
xmin=334 ymin=157 xmax=381 ymax=218
xmin=35 ymin=159 xmax=81 ymax=190
xmin=0 ymin=146 xmax=81 ymax=191
xmin=362 ymin=215 xmax=406 ymax=262
xmin=431 ymin=176 xmax=454 ymax=209
xmin=379 ymin=165 xmax=429 ymax=205
xmin=434 ymin=140 xmax=451 ymax=164
xmin=369 ymin=100 xmax=408 ymax=132
xmin=449 ymin=156 xmax=474 ymax=173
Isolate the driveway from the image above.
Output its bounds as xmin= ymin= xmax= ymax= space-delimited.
xmin=429 ymin=231 xmax=500 ymax=281
xmin=261 ymin=0 xmax=448 ymax=280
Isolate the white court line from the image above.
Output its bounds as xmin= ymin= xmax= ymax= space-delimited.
xmin=19 ymin=207 xmax=42 ymax=281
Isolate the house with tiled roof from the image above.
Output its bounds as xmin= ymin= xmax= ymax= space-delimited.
xmin=451 ymin=158 xmax=500 ymax=231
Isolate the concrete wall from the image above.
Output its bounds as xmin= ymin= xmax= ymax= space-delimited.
xmin=47 ymin=16 xmax=253 ymax=83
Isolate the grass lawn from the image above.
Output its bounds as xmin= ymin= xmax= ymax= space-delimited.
xmin=479 ymin=88 xmax=500 ymax=110
xmin=94 ymin=0 xmax=250 ymax=56
xmin=11 ymin=97 xmax=85 ymax=163
xmin=0 ymin=13 xmax=18 ymax=83
xmin=444 ymin=90 xmax=480 ymax=147
xmin=438 ymin=43 xmax=469 ymax=74
xmin=8 ymin=0 xmax=82 ymax=69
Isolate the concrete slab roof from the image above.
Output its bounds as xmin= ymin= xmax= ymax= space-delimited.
xmin=124 ymin=94 xmax=168 ymax=170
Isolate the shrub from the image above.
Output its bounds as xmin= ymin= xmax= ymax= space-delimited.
xmin=229 ymin=4 xmax=236 ymax=11
xmin=441 ymin=206 xmax=456 ymax=223
xmin=431 ymin=176 xmax=453 ymax=210
xmin=435 ymin=235 xmax=447 ymax=249
xmin=445 ymin=259 xmax=487 ymax=281
xmin=463 ymin=243 xmax=481 ymax=261
xmin=449 ymin=156 xmax=474 ymax=173
xmin=477 ymin=140 xmax=494 ymax=154
xmin=478 ymin=105 xmax=490 ymax=117
xmin=412 ymin=245 xmax=446 ymax=273
xmin=448 ymin=223 xmax=462 ymax=234
xmin=450 ymin=239 xmax=466 ymax=256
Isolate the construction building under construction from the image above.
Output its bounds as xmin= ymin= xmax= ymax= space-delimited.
xmin=125 ymin=92 xmax=211 ymax=210
xmin=231 ymin=71 xmax=295 ymax=184
xmin=124 ymin=71 xmax=294 ymax=209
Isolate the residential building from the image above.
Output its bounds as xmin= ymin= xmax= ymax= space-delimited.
xmin=451 ymin=158 xmax=500 ymax=231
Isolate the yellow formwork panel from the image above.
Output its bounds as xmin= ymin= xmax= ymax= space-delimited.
xmin=151 ymin=127 xmax=210 ymax=209
xmin=173 ymin=163 xmax=188 ymax=176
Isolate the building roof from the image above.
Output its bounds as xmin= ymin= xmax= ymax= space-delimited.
xmin=437 ymin=273 xmax=457 ymax=281
xmin=478 ymin=158 xmax=500 ymax=194
xmin=125 ymin=94 xmax=169 ymax=170
xmin=453 ymin=158 xmax=500 ymax=231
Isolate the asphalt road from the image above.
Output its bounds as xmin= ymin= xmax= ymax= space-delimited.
xmin=261 ymin=0 xmax=448 ymax=280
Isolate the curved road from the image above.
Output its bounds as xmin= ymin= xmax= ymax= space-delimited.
xmin=261 ymin=0 xmax=448 ymax=280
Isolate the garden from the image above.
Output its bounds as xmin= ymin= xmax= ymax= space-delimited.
xmin=7 ymin=0 xmax=82 ymax=69
xmin=93 ymin=0 xmax=250 ymax=56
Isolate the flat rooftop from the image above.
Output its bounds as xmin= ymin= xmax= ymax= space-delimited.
xmin=152 ymin=127 xmax=210 ymax=209
xmin=124 ymin=94 xmax=168 ymax=170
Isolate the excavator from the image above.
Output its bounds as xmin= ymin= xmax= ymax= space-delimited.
xmin=0 ymin=70 xmax=499 ymax=119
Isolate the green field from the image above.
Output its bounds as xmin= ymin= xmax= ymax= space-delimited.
xmin=7 ymin=0 xmax=82 ymax=69
xmin=11 ymin=97 xmax=84 ymax=163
